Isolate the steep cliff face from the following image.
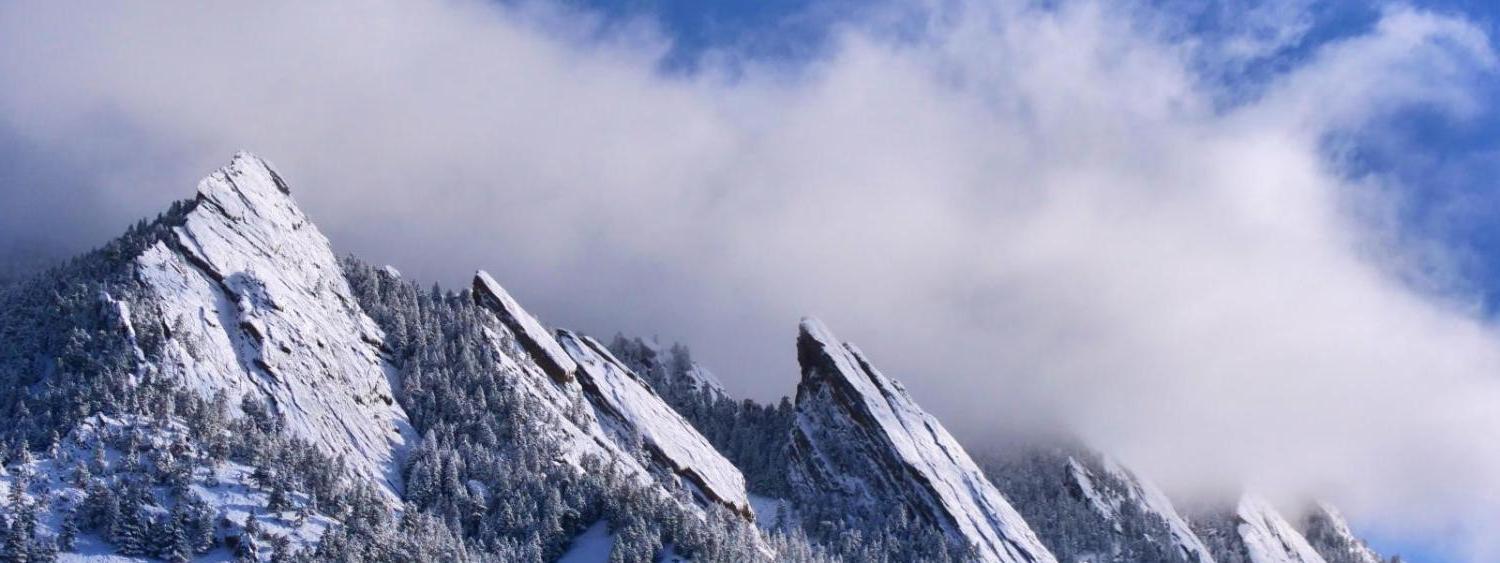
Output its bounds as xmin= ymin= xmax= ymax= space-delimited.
xmin=558 ymin=330 xmax=752 ymax=517
xmin=472 ymin=271 xmax=577 ymax=384
xmin=131 ymin=152 xmax=413 ymax=496
xmin=786 ymin=317 xmax=1056 ymax=563
xmin=469 ymin=273 xmax=754 ymax=520
xmin=468 ymin=271 xmax=647 ymax=473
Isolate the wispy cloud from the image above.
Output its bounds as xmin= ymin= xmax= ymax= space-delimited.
xmin=1 ymin=0 xmax=1497 ymax=557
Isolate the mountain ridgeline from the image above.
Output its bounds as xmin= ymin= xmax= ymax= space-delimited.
xmin=0 ymin=154 xmax=1394 ymax=562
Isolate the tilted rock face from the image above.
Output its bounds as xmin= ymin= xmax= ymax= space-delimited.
xmin=131 ymin=152 xmax=413 ymax=497
xmin=472 ymin=270 xmax=577 ymax=383
xmin=786 ymin=317 xmax=1056 ymax=563
xmin=469 ymin=274 xmax=757 ymax=522
xmin=1301 ymin=503 xmax=1383 ymax=563
xmin=558 ymin=330 xmax=752 ymax=518
xmin=986 ymin=444 xmax=1216 ymax=563
xmin=1194 ymin=495 xmax=1328 ymax=563
xmin=468 ymin=273 xmax=644 ymax=473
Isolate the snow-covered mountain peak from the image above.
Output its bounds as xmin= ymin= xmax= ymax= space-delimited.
xmin=788 ymin=318 xmax=1057 ymax=563
xmin=132 ymin=153 xmax=413 ymax=499
xmin=472 ymin=270 xmax=578 ymax=383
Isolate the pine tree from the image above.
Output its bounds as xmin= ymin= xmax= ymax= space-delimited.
xmin=4 ymin=486 xmax=36 ymax=563
xmin=111 ymin=501 xmax=147 ymax=556
xmin=56 ymin=509 xmax=78 ymax=552
xmin=233 ymin=513 xmax=262 ymax=562
xmin=2 ymin=515 xmax=29 ymax=563
xmin=267 ymin=483 xmax=292 ymax=515
xmin=26 ymin=535 xmax=56 ymax=563
xmin=164 ymin=515 xmax=194 ymax=563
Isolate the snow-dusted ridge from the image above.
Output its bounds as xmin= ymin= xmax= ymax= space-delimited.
xmin=1091 ymin=455 xmax=1216 ymax=562
xmin=1301 ymin=503 xmax=1382 ymax=563
xmin=788 ymin=317 xmax=1056 ymax=563
xmin=468 ymin=272 xmax=754 ymax=520
xmin=473 ymin=270 xmax=578 ymax=383
xmin=1233 ymin=495 xmax=1328 ymax=563
xmin=132 ymin=152 xmax=413 ymax=498
xmin=558 ymin=330 xmax=753 ymax=518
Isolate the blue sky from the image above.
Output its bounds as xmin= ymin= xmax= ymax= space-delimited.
xmin=571 ymin=0 xmax=1500 ymax=311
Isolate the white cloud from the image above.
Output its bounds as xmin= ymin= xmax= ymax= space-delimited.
xmin=1 ymin=0 xmax=1497 ymax=557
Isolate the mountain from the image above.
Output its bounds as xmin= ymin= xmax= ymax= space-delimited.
xmin=1193 ymin=495 xmax=1330 ymax=563
xmin=1302 ymin=504 xmax=1384 ymax=563
xmin=0 ymin=152 xmax=1394 ymax=563
xmin=785 ymin=317 xmax=1056 ymax=563
xmin=131 ymin=152 xmax=414 ymax=497
xmin=558 ymin=330 xmax=753 ymax=518
xmin=469 ymin=270 xmax=754 ymax=521
xmin=982 ymin=445 xmax=1215 ymax=563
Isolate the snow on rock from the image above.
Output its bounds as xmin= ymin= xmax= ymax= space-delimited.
xmin=1235 ymin=496 xmax=1328 ymax=563
xmin=1065 ymin=458 xmax=1117 ymax=523
xmin=131 ymin=152 xmax=412 ymax=498
xmin=1093 ymin=456 xmax=1217 ymax=562
xmin=787 ymin=317 xmax=1056 ymax=563
xmin=473 ymin=270 xmax=578 ymax=383
xmin=472 ymin=323 xmax=642 ymax=477
xmin=467 ymin=275 xmax=643 ymax=477
xmin=558 ymin=330 xmax=752 ymax=518
xmin=1300 ymin=503 xmax=1383 ymax=563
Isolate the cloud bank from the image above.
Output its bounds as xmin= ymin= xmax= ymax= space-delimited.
xmin=2 ymin=0 xmax=1498 ymax=557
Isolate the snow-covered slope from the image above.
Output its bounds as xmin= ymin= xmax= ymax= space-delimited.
xmin=1070 ymin=454 xmax=1215 ymax=562
xmin=472 ymin=271 xmax=578 ymax=383
xmin=786 ymin=317 xmax=1055 ymax=563
xmin=1194 ymin=495 xmax=1329 ymax=563
xmin=558 ymin=330 xmax=752 ymax=517
xmin=1236 ymin=496 xmax=1328 ymax=563
xmin=468 ymin=273 xmax=758 ymax=525
xmin=466 ymin=276 xmax=643 ymax=475
xmin=131 ymin=152 xmax=412 ymax=497
xmin=1301 ymin=503 xmax=1382 ymax=563
xmin=982 ymin=443 xmax=1217 ymax=563
xmin=1093 ymin=456 xmax=1215 ymax=562
xmin=1 ymin=415 xmax=339 ymax=562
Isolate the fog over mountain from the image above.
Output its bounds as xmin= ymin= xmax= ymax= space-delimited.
xmin=2 ymin=0 xmax=1499 ymax=558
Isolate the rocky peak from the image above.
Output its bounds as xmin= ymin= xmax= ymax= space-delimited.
xmin=132 ymin=152 xmax=413 ymax=499
xmin=1301 ymin=503 xmax=1383 ymax=563
xmin=788 ymin=317 xmax=1056 ymax=563
xmin=1194 ymin=495 xmax=1329 ymax=563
